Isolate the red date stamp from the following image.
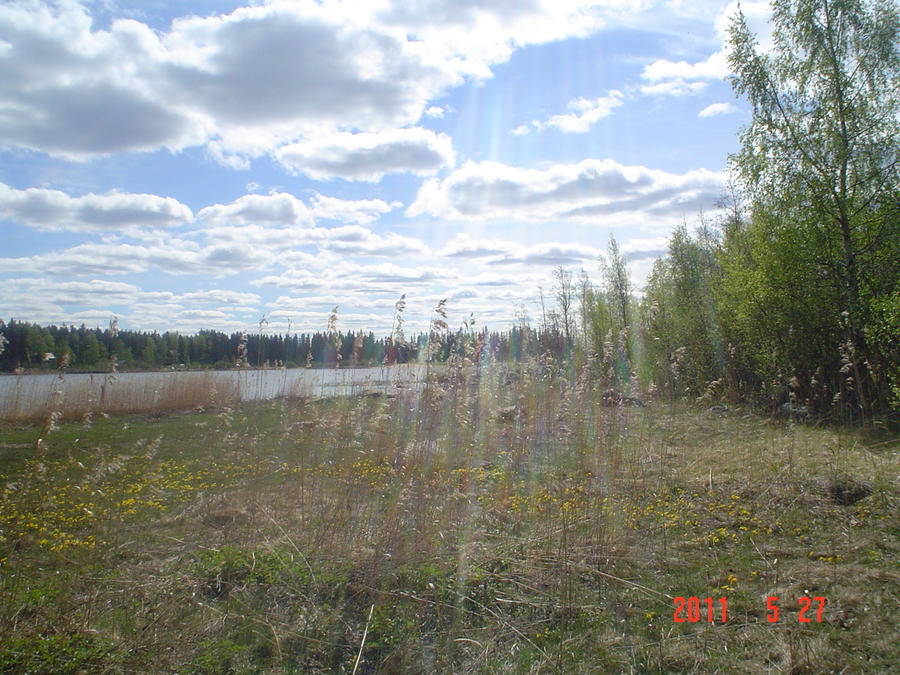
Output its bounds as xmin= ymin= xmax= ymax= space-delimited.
xmin=673 ymin=596 xmax=826 ymax=623
xmin=673 ymin=596 xmax=728 ymax=623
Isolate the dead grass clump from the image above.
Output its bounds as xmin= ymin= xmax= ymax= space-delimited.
xmin=827 ymin=478 xmax=873 ymax=505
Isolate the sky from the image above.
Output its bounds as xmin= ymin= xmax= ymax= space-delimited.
xmin=0 ymin=0 xmax=775 ymax=337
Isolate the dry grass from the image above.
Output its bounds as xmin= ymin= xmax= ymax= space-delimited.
xmin=0 ymin=358 xmax=897 ymax=673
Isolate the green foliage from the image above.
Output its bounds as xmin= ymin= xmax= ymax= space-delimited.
xmin=189 ymin=638 xmax=254 ymax=674
xmin=600 ymin=235 xmax=631 ymax=334
xmin=193 ymin=545 xmax=312 ymax=591
xmin=580 ymin=277 xmax=612 ymax=357
xmin=869 ymin=288 xmax=900 ymax=408
xmin=725 ymin=0 xmax=900 ymax=415
xmin=0 ymin=633 xmax=112 ymax=673
xmin=717 ymin=207 xmax=849 ymax=405
xmin=643 ymin=222 xmax=726 ymax=399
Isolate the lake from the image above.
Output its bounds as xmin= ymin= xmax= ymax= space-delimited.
xmin=0 ymin=365 xmax=429 ymax=421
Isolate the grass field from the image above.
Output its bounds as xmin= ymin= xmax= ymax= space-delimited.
xmin=1 ymin=361 xmax=898 ymax=673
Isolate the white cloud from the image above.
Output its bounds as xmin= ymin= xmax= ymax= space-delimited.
xmin=316 ymin=226 xmax=430 ymax=256
xmin=0 ymin=278 xmax=140 ymax=307
xmin=620 ymin=235 xmax=670 ymax=257
xmin=197 ymin=192 xmax=313 ymax=226
xmin=639 ymin=79 xmax=708 ymax=97
xmin=198 ymin=191 xmax=401 ymax=230
xmin=408 ymin=159 xmax=725 ymax=225
xmin=442 ymin=233 xmax=515 ymax=258
xmin=163 ymin=3 xmax=459 ymax=135
xmin=638 ymin=1 xmax=773 ymax=98
xmin=639 ymin=51 xmax=726 ymax=97
xmin=374 ymin=0 xmax=609 ymax=78
xmin=276 ymin=128 xmax=456 ymax=181
xmin=196 ymin=243 xmax=275 ymax=273
xmin=0 ymin=3 xmax=210 ymax=158
xmin=179 ymin=289 xmax=262 ymax=306
xmin=487 ymin=242 xmax=602 ymax=266
xmin=0 ymin=236 xmax=279 ymax=278
xmin=641 ymin=51 xmax=729 ymax=85
xmin=698 ymin=102 xmax=736 ymax=118
xmin=424 ymin=106 xmax=446 ymax=118
xmin=310 ymin=194 xmax=402 ymax=225
xmin=200 ymin=221 xmax=428 ymax=257
xmin=0 ymin=0 xmax=621 ymax=164
xmin=0 ymin=183 xmax=192 ymax=232
xmin=522 ymin=91 xmax=625 ymax=134
xmin=0 ymin=1 xmax=457 ymax=159
xmin=0 ymin=243 xmax=150 ymax=277
xmin=253 ymin=261 xmax=445 ymax=294
xmin=0 ymin=277 xmax=265 ymax=332
xmin=441 ymin=235 xmax=600 ymax=266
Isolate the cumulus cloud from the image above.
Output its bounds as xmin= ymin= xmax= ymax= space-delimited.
xmin=253 ymin=261 xmax=444 ymax=294
xmin=164 ymin=4 xmax=459 ymax=125
xmin=198 ymin=244 xmax=274 ymax=273
xmin=641 ymin=51 xmax=729 ymax=87
xmin=0 ymin=243 xmax=151 ymax=277
xmin=199 ymin=221 xmax=428 ymax=257
xmin=197 ymin=192 xmax=313 ymax=226
xmin=0 ymin=4 xmax=207 ymax=158
xmin=442 ymin=233 xmax=515 ymax=258
xmin=0 ymin=0 xmax=619 ymax=165
xmin=698 ymin=102 xmax=737 ymax=118
xmin=0 ymin=278 xmax=140 ymax=307
xmin=0 ymin=277 xmax=264 ymax=331
xmin=310 ymin=194 xmax=401 ymax=225
xmin=639 ymin=51 xmax=726 ymax=97
xmin=375 ymin=0 xmax=608 ymax=77
xmin=487 ymin=242 xmax=602 ymax=266
xmin=519 ymin=91 xmax=625 ymax=134
xmin=313 ymin=226 xmax=430 ymax=256
xmin=0 ymin=1 xmax=453 ymax=159
xmin=407 ymin=159 xmax=725 ymax=224
xmin=639 ymin=78 xmax=709 ymax=97
xmin=198 ymin=192 xmax=400 ymax=229
xmin=276 ymin=128 xmax=456 ymax=181
xmin=178 ymin=289 xmax=262 ymax=306
xmin=639 ymin=1 xmax=772 ymax=98
xmin=0 ymin=183 xmax=192 ymax=232
xmin=0 ymin=237 xmax=276 ymax=279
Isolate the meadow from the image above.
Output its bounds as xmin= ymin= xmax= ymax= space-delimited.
xmin=0 ymin=358 xmax=897 ymax=673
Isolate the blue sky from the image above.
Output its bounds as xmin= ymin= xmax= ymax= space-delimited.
xmin=0 ymin=0 xmax=773 ymax=336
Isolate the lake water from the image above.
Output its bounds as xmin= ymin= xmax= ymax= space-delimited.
xmin=0 ymin=365 xmax=428 ymax=421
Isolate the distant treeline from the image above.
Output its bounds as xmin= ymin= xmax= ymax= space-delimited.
xmin=0 ymin=319 xmax=548 ymax=372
